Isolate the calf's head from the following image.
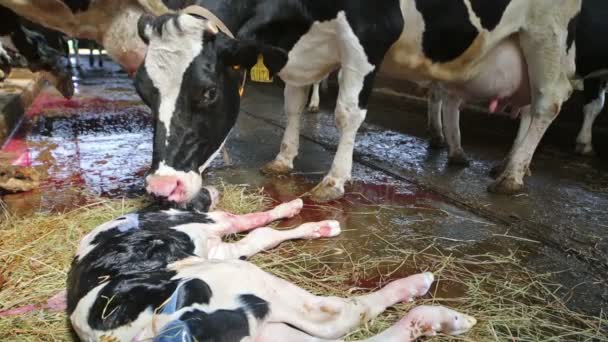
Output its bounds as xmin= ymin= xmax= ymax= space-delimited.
xmin=134 ymin=13 xmax=286 ymax=204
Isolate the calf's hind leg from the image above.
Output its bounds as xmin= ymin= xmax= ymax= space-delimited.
xmin=261 ymin=271 xmax=436 ymax=339
xmin=207 ymin=220 xmax=341 ymax=260
xmin=252 ymin=271 xmax=475 ymax=340
xmin=256 ymin=305 xmax=476 ymax=342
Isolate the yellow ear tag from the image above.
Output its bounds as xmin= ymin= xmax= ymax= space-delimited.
xmin=250 ymin=54 xmax=273 ymax=83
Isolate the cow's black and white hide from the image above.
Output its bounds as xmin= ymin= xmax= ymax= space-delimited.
xmin=135 ymin=0 xmax=581 ymax=208
xmin=0 ymin=5 xmax=73 ymax=98
xmin=67 ymin=186 xmax=476 ymax=342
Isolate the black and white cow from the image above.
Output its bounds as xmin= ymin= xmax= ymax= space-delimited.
xmin=134 ymin=0 xmax=580 ymax=206
xmin=68 ymin=186 xmax=476 ymax=341
xmin=425 ymin=0 xmax=607 ymax=166
xmin=0 ymin=5 xmax=74 ymax=97
xmin=572 ymin=0 xmax=608 ymax=157
xmin=0 ymin=0 xmax=174 ymax=76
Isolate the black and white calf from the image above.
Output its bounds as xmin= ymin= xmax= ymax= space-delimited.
xmin=0 ymin=5 xmax=73 ymax=97
xmin=136 ymin=0 xmax=580 ymax=206
xmin=68 ymin=186 xmax=476 ymax=341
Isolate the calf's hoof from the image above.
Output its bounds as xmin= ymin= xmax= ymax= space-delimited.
xmin=260 ymin=160 xmax=293 ymax=175
xmin=309 ymin=178 xmax=345 ymax=203
xmin=575 ymin=142 xmax=596 ymax=157
xmin=307 ymin=106 xmax=320 ymax=113
xmin=403 ymin=305 xmax=477 ymax=337
xmin=448 ymin=153 xmax=470 ymax=166
xmin=487 ymin=177 xmax=524 ymax=195
xmin=428 ymin=135 xmax=446 ymax=149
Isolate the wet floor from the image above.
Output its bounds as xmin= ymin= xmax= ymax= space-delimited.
xmin=1 ymin=59 xmax=606 ymax=317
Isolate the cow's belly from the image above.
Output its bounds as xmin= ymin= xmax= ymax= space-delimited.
xmin=278 ymin=17 xmax=342 ymax=86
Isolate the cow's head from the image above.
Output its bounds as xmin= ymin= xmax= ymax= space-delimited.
xmin=134 ymin=13 xmax=286 ymax=204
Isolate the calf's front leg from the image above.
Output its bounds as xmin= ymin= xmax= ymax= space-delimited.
xmin=209 ymin=199 xmax=304 ymax=235
xmin=207 ymin=220 xmax=340 ymax=260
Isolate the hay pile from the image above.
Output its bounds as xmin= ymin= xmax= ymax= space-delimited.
xmin=0 ymin=185 xmax=606 ymax=341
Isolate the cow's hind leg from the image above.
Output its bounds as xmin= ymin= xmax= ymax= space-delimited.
xmin=207 ymin=220 xmax=340 ymax=260
xmin=442 ymin=93 xmax=469 ymax=165
xmin=490 ymin=107 xmax=532 ymax=178
xmin=576 ymin=79 xmax=606 ymax=156
xmin=428 ymin=84 xmax=446 ymax=148
xmin=261 ymin=85 xmax=310 ymax=175
xmin=489 ymin=3 xmax=577 ymax=194
xmin=308 ymin=82 xmax=321 ymax=113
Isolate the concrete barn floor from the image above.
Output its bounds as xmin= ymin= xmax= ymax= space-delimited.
xmin=1 ymin=58 xmax=606 ymax=318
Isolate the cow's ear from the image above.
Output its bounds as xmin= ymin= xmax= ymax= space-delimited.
xmin=218 ymin=34 xmax=287 ymax=75
xmin=138 ymin=14 xmax=155 ymax=45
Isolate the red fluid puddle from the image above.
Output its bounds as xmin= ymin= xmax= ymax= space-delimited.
xmin=261 ymin=176 xmax=440 ymax=228
xmin=25 ymin=92 xmax=112 ymax=117
xmin=1 ymin=86 xmax=152 ymax=214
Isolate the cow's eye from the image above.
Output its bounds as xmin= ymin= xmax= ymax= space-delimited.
xmin=200 ymin=87 xmax=218 ymax=105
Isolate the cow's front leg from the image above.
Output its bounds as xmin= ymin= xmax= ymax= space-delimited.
xmin=309 ymin=70 xmax=374 ymax=202
xmin=207 ymin=220 xmax=340 ymax=260
xmin=262 ymin=85 xmax=309 ymax=175
xmin=427 ymin=85 xmax=446 ymax=148
xmin=442 ymin=93 xmax=469 ymax=165
xmin=209 ymin=199 xmax=304 ymax=235
xmin=262 ymin=271 xmax=437 ymax=339
xmin=575 ymin=79 xmax=605 ymax=156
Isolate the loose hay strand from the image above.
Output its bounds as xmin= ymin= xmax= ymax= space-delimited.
xmin=0 ymin=186 xmax=606 ymax=341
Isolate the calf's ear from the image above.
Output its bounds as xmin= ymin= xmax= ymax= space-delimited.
xmin=218 ymin=34 xmax=288 ymax=76
xmin=138 ymin=14 xmax=156 ymax=45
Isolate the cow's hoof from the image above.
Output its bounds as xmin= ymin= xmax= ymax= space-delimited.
xmin=307 ymin=106 xmax=320 ymax=113
xmin=575 ymin=142 xmax=596 ymax=157
xmin=487 ymin=177 xmax=524 ymax=195
xmin=491 ymin=163 xmax=531 ymax=178
xmin=428 ymin=135 xmax=446 ymax=149
xmin=309 ymin=178 xmax=345 ymax=203
xmin=260 ymin=160 xmax=293 ymax=175
xmin=489 ymin=162 xmax=505 ymax=179
xmin=448 ymin=153 xmax=470 ymax=166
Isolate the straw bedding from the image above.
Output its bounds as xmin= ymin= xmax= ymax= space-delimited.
xmin=0 ymin=184 xmax=605 ymax=341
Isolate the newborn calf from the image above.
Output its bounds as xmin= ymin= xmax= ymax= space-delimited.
xmin=68 ymin=187 xmax=476 ymax=341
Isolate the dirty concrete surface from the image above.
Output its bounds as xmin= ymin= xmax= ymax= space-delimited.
xmin=1 ymin=59 xmax=606 ymax=319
